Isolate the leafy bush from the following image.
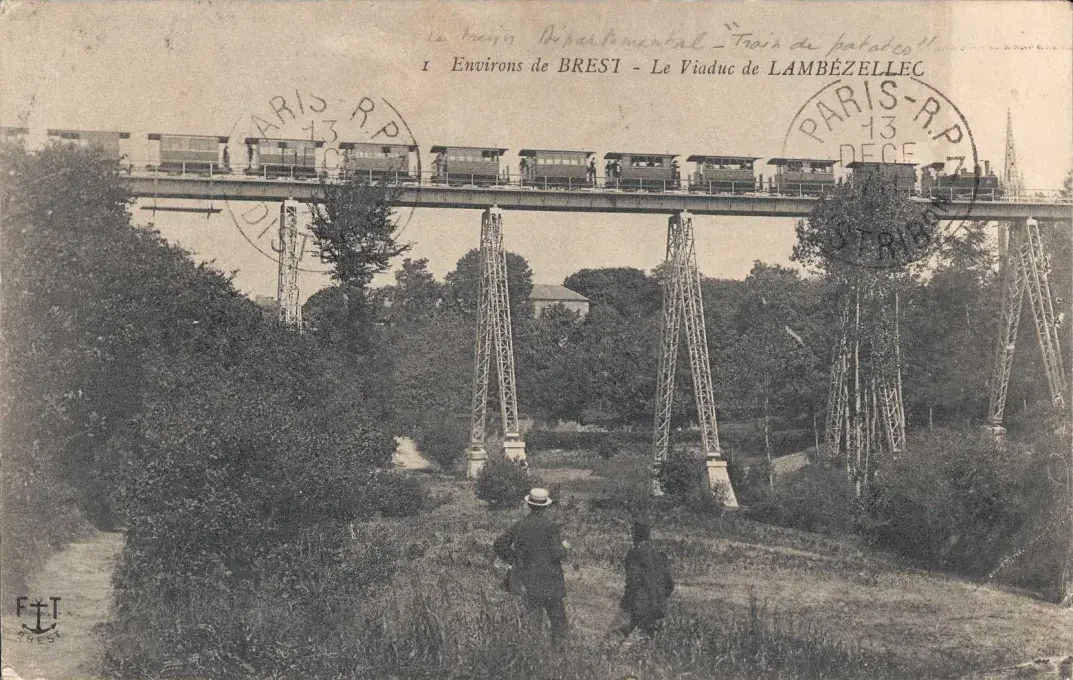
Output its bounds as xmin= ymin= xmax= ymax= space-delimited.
xmin=372 ymin=472 xmax=430 ymax=517
xmin=417 ymin=418 xmax=470 ymax=472
xmin=0 ymin=144 xmax=420 ymax=675
xmin=685 ymin=483 xmax=728 ymax=517
xmin=657 ymin=448 xmax=707 ymax=497
xmin=1 ymin=143 xmax=133 ymax=590
xmin=106 ymin=521 xmax=405 ymax=679
xmin=475 ymin=454 xmax=541 ymax=509
xmin=596 ymin=434 xmax=621 ymax=460
xmin=862 ymin=427 xmax=1052 ymax=576
xmin=749 ymin=464 xmax=859 ymax=535
xmin=525 ymin=429 xmax=609 ymax=452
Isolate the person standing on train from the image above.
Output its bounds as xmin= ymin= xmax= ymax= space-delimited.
xmin=587 ymin=157 xmax=596 ymax=184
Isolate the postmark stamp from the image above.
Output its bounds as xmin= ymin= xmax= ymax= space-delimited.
xmin=782 ymin=77 xmax=982 ymax=269
xmin=224 ymin=90 xmax=422 ymax=275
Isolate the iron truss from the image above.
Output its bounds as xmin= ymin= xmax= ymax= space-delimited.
xmin=468 ymin=207 xmax=525 ymax=476
xmin=652 ymin=211 xmax=738 ymax=505
xmin=276 ymin=201 xmax=302 ymax=328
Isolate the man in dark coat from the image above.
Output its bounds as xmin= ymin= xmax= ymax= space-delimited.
xmin=617 ymin=521 xmax=674 ymax=640
xmin=493 ymin=487 xmax=569 ymax=641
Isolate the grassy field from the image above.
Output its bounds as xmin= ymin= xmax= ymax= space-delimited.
xmin=337 ymin=450 xmax=1073 ymax=680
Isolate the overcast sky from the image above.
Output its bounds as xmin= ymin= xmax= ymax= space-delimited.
xmin=3 ymin=1 xmax=1069 ymax=303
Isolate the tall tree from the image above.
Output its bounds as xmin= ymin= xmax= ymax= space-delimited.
xmin=386 ymin=257 xmax=446 ymax=324
xmin=517 ymin=304 xmax=588 ymax=423
xmin=563 ymin=267 xmax=661 ymax=317
xmin=309 ymin=180 xmax=411 ymax=290
xmin=308 ymin=179 xmax=411 ymax=356
xmin=445 ymin=248 xmax=534 ymax=318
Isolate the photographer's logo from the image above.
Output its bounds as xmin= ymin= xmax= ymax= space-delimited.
xmin=15 ymin=596 xmax=62 ymax=643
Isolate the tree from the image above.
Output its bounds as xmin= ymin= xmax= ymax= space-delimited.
xmin=516 ymin=304 xmax=588 ymax=423
xmin=899 ymin=222 xmax=997 ymax=425
xmin=387 ymin=311 xmax=473 ymax=436
xmin=574 ymin=304 xmax=661 ymax=425
xmin=728 ymin=263 xmax=826 ymax=480
xmin=445 ymin=248 xmax=534 ymax=318
xmin=563 ymin=267 xmax=661 ymax=317
xmin=309 ymin=180 xmax=411 ymax=291
xmin=380 ymin=258 xmax=445 ymax=325
xmin=308 ymin=179 xmax=412 ymax=358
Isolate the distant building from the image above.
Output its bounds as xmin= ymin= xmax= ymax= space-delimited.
xmin=529 ymin=284 xmax=590 ymax=318
xmin=254 ymin=295 xmax=280 ymax=318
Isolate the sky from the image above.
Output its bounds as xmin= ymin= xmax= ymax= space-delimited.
xmin=2 ymin=0 xmax=1070 ymax=304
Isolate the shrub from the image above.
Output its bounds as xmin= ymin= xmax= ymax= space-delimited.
xmin=749 ymin=464 xmax=859 ymax=535
xmin=685 ymin=483 xmax=727 ymax=517
xmin=596 ymin=435 xmax=621 ymax=460
xmin=863 ymin=427 xmax=1050 ymax=575
xmin=525 ymin=429 xmax=607 ymax=452
xmin=372 ymin=472 xmax=430 ymax=517
xmin=475 ymin=454 xmax=541 ymax=509
xmin=417 ymin=418 xmax=470 ymax=472
xmin=657 ymin=448 xmax=706 ymax=497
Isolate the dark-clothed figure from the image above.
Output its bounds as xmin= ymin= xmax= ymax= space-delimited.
xmin=494 ymin=487 xmax=568 ymax=641
xmin=618 ymin=522 xmax=674 ymax=640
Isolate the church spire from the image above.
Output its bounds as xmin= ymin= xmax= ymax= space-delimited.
xmin=1003 ymin=109 xmax=1024 ymax=196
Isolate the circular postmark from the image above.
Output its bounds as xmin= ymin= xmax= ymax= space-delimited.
xmin=782 ymin=77 xmax=981 ymax=269
xmin=224 ymin=90 xmax=422 ymax=274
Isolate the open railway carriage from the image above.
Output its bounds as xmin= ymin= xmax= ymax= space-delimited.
xmin=431 ymin=145 xmax=506 ymax=186
xmin=921 ymin=160 xmax=1003 ymax=200
xmin=845 ymin=161 xmax=918 ymax=193
xmin=46 ymin=129 xmax=131 ymax=164
xmin=688 ymin=155 xmax=758 ymax=194
xmin=149 ymin=134 xmax=229 ymax=174
xmin=339 ymin=142 xmax=417 ymax=183
xmin=245 ymin=138 xmax=322 ymax=179
xmin=604 ymin=152 xmax=680 ymax=191
xmin=1 ymin=126 xmax=28 ymax=146
xmin=766 ymin=158 xmax=837 ymax=196
xmin=518 ymin=149 xmax=595 ymax=189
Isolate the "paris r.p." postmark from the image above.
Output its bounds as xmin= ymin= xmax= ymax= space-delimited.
xmin=224 ymin=90 xmax=422 ymax=274
xmin=782 ymin=77 xmax=983 ymax=269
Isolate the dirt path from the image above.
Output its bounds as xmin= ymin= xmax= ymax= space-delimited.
xmin=393 ymin=435 xmax=434 ymax=471
xmin=2 ymin=531 xmax=124 ymax=680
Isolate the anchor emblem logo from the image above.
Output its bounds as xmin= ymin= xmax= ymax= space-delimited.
xmin=15 ymin=596 xmax=61 ymax=635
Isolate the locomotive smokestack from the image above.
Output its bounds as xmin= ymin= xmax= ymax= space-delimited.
xmin=984 ymin=160 xmax=991 ymax=175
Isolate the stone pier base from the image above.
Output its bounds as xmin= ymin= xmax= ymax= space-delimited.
xmin=467 ymin=445 xmax=487 ymax=479
xmin=503 ymin=438 xmax=527 ymax=462
xmin=706 ymin=457 xmax=739 ymax=508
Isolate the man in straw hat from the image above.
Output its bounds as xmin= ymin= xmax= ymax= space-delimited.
xmin=493 ymin=487 xmax=569 ymax=641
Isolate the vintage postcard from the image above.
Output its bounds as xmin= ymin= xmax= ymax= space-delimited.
xmin=1 ymin=1 xmax=1071 ymax=679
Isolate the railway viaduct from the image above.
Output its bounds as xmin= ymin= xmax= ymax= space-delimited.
xmin=122 ymin=173 xmax=1073 ymax=220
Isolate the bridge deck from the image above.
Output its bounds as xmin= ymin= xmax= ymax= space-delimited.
xmin=121 ymin=174 xmax=1073 ymax=221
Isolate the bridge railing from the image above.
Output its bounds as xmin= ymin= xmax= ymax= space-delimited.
xmin=122 ymin=162 xmax=1072 ymax=204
